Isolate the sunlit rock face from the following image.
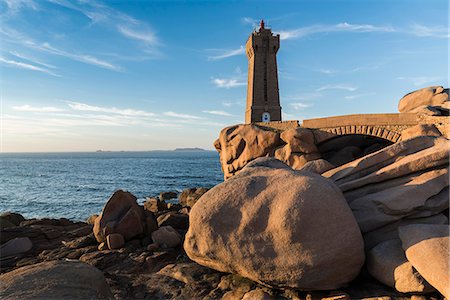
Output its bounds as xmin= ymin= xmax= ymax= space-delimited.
xmin=398 ymin=86 xmax=449 ymax=115
xmin=214 ymin=124 xmax=320 ymax=179
xmin=184 ymin=158 xmax=365 ymax=290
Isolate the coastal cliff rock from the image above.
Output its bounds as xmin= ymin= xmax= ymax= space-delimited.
xmin=214 ymin=124 xmax=320 ymax=179
xmin=93 ymin=190 xmax=146 ymax=245
xmin=367 ymin=239 xmax=434 ymax=293
xmin=399 ymin=224 xmax=450 ymax=299
xmin=184 ymin=157 xmax=364 ymax=290
xmin=398 ymin=86 xmax=449 ymax=115
xmin=323 ymin=135 xmax=449 ymax=234
xmin=0 ymin=260 xmax=113 ymax=299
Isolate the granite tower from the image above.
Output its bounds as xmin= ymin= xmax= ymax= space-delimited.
xmin=245 ymin=20 xmax=282 ymax=123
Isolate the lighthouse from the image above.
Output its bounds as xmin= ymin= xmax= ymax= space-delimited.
xmin=245 ymin=20 xmax=282 ymax=124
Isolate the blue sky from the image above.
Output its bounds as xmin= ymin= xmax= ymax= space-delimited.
xmin=1 ymin=0 xmax=448 ymax=152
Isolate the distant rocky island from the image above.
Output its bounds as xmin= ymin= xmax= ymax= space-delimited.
xmin=173 ymin=147 xmax=206 ymax=151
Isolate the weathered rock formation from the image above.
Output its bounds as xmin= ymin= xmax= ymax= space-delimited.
xmin=398 ymin=86 xmax=449 ymax=116
xmin=93 ymin=190 xmax=153 ymax=250
xmin=367 ymin=239 xmax=433 ymax=293
xmin=323 ymin=136 xmax=449 ymax=242
xmin=184 ymin=157 xmax=365 ymax=290
xmin=0 ymin=260 xmax=113 ymax=299
xmin=399 ymin=224 xmax=450 ymax=299
xmin=214 ymin=124 xmax=320 ymax=179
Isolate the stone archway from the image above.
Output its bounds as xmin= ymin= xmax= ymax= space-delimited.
xmin=312 ymin=125 xmax=402 ymax=144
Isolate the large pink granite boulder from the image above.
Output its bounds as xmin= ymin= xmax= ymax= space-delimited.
xmin=184 ymin=158 xmax=364 ymax=290
xmin=399 ymin=224 xmax=450 ymax=299
xmin=93 ymin=190 xmax=146 ymax=243
xmin=398 ymin=86 xmax=449 ymax=114
xmin=0 ymin=260 xmax=113 ymax=299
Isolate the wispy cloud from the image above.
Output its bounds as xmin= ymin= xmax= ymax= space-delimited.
xmin=316 ymin=63 xmax=382 ymax=75
xmin=2 ymin=0 xmax=38 ymax=13
xmin=344 ymin=93 xmax=375 ymax=100
xmin=66 ymin=101 xmax=155 ymax=117
xmin=12 ymin=104 xmax=65 ymax=112
xmin=397 ymin=76 xmax=443 ymax=87
xmin=38 ymin=42 xmax=121 ymax=71
xmin=163 ymin=111 xmax=204 ymax=120
xmin=117 ymin=25 xmax=158 ymax=45
xmin=316 ymin=84 xmax=358 ymax=92
xmin=318 ymin=68 xmax=337 ymax=75
xmin=1 ymin=27 xmax=121 ymax=71
xmin=290 ymin=103 xmax=311 ymax=110
xmin=408 ymin=24 xmax=449 ymax=38
xmin=0 ymin=57 xmax=60 ymax=76
xmin=212 ymin=78 xmax=246 ymax=89
xmin=9 ymin=51 xmax=57 ymax=69
xmin=241 ymin=17 xmax=258 ymax=26
xmin=277 ymin=22 xmax=449 ymax=40
xmin=202 ymin=110 xmax=232 ymax=116
xmin=48 ymin=0 xmax=161 ymax=53
xmin=207 ymin=46 xmax=245 ymax=61
xmin=278 ymin=22 xmax=395 ymax=40
xmin=222 ymin=100 xmax=244 ymax=107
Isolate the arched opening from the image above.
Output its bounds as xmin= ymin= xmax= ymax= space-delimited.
xmin=262 ymin=112 xmax=271 ymax=122
xmin=317 ymin=134 xmax=393 ymax=167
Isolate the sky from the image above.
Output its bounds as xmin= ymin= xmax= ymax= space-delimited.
xmin=0 ymin=0 xmax=448 ymax=152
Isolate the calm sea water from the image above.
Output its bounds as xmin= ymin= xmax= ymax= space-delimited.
xmin=0 ymin=151 xmax=223 ymax=221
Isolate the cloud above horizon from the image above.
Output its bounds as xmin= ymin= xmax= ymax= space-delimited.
xmin=277 ymin=22 xmax=449 ymax=40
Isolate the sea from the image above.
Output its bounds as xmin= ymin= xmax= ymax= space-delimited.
xmin=0 ymin=151 xmax=223 ymax=221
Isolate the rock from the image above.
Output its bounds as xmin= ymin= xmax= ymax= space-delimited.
xmin=323 ymin=136 xmax=449 ymax=233
xmin=280 ymin=127 xmax=317 ymax=154
xmin=410 ymin=105 xmax=449 ymax=116
xmin=79 ymin=250 xmax=124 ymax=270
xmin=0 ymin=212 xmax=25 ymax=226
xmin=98 ymin=242 xmax=107 ymax=251
xmin=144 ymin=197 xmax=167 ymax=213
xmin=93 ymin=190 xmax=146 ymax=243
xmin=399 ymin=224 xmax=450 ymax=298
xmin=398 ymin=86 xmax=449 ymax=113
xmin=350 ymin=168 xmax=449 ymax=232
xmin=214 ymin=124 xmax=284 ymax=179
xmin=185 ymin=157 xmax=365 ymax=290
xmin=157 ymin=212 xmax=189 ymax=230
xmin=401 ymin=124 xmax=442 ymax=140
xmin=151 ymin=226 xmax=181 ymax=248
xmin=62 ymin=233 xmax=97 ymax=249
xmin=160 ymin=191 xmax=178 ymax=201
xmin=363 ymin=213 xmax=448 ymax=250
xmin=0 ymin=218 xmax=15 ymax=229
xmin=0 ymin=237 xmax=33 ymax=257
xmin=106 ymin=233 xmax=125 ymax=250
xmin=242 ymin=289 xmax=273 ymax=300
xmin=324 ymin=136 xmax=449 ymax=191
xmin=144 ymin=212 xmax=158 ymax=235
xmin=0 ymin=260 xmax=113 ymax=299
xmin=86 ymin=214 xmax=98 ymax=225
xmin=179 ymin=187 xmax=209 ymax=208
xmin=298 ymin=159 xmax=335 ymax=174
xmin=157 ymin=262 xmax=217 ymax=284
xmin=327 ymin=146 xmax=362 ymax=166
xmin=147 ymin=242 xmax=160 ymax=252
xmin=367 ymin=239 xmax=433 ymax=293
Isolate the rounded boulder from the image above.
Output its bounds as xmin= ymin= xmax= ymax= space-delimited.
xmin=184 ymin=158 xmax=365 ymax=290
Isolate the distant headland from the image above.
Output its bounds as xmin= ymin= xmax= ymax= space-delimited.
xmin=173 ymin=147 xmax=206 ymax=151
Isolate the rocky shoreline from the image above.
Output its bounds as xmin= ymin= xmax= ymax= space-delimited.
xmin=1 ymin=86 xmax=449 ymax=299
xmin=0 ymin=183 xmax=447 ymax=299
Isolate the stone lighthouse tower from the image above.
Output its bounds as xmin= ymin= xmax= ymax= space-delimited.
xmin=245 ymin=20 xmax=282 ymax=124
